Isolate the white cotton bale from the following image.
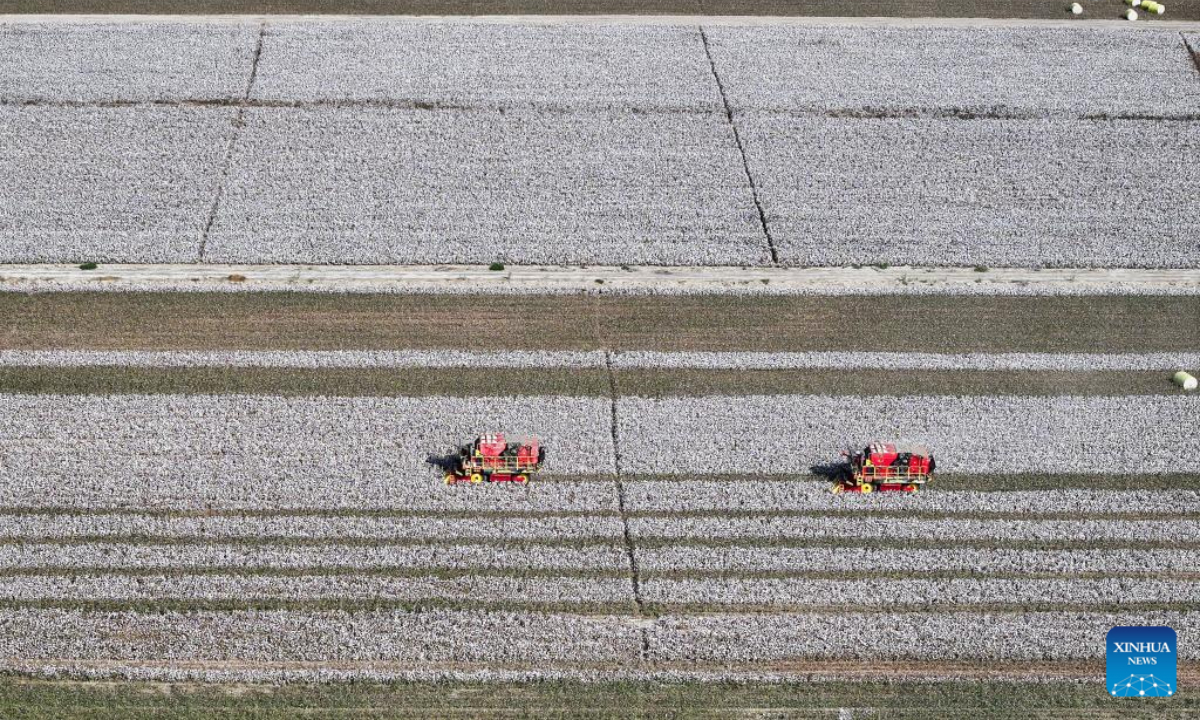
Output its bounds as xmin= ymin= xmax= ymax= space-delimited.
xmin=1175 ymin=371 xmax=1198 ymax=391
xmin=1071 ymin=2 xmax=1083 ymax=13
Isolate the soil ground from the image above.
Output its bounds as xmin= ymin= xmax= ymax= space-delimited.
xmin=4 ymin=292 xmax=1197 ymax=353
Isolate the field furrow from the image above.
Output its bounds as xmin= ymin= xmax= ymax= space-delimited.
xmin=624 ymin=482 xmax=1199 ymax=513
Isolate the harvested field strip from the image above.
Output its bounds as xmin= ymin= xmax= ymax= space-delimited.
xmin=0 ymin=366 xmax=1183 ymax=397
xmin=637 ymin=545 xmax=1199 ymax=574
xmin=611 ymin=368 xmax=1175 ymax=397
xmin=0 ymin=366 xmax=612 ymax=397
xmin=623 ymin=484 xmax=1200 ymax=514
xmin=0 ymin=543 xmax=631 ymax=571
xmin=5 ymin=292 xmax=1197 ymax=354
xmin=13 ymin=675 xmax=1197 ymax=720
xmin=641 ymin=569 xmax=1200 ymax=581
xmin=5 ymin=348 xmax=1200 ymax=371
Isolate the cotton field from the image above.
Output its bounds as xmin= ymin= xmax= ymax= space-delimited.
xmin=1 ymin=19 xmax=1198 ymax=266
xmin=1 ymin=13 xmax=1198 ymax=702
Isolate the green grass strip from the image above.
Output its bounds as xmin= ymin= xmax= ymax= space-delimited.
xmin=7 ymin=674 xmax=1187 ymax=720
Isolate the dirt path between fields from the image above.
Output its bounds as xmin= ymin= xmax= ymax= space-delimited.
xmin=3 ymin=263 xmax=1200 ymax=295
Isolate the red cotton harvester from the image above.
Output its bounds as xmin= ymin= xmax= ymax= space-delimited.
xmin=444 ymin=434 xmax=545 ymax=485
xmin=832 ymin=442 xmax=936 ymax=494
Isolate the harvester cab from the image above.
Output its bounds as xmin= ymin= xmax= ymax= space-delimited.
xmin=444 ymin=433 xmax=545 ymax=485
xmin=833 ymin=442 xmax=935 ymax=494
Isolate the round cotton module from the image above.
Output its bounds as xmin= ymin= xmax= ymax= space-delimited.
xmin=1175 ymin=371 xmax=1198 ymax=391
xmin=1070 ymin=2 xmax=1083 ymax=13
xmin=1126 ymin=8 xmax=1139 ymax=18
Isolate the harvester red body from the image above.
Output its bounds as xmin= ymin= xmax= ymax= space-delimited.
xmin=833 ymin=442 xmax=935 ymax=494
xmin=445 ymin=434 xmax=545 ymax=485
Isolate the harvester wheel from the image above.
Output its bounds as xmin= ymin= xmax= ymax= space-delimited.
xmin=860 ymin=483 xmax=873 ymax=494
xmin=470 ymin=473 xmax=483 ymax=484
xmin=515 ymin=474 xmax=529 ymax=484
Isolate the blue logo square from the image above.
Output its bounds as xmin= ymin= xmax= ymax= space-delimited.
xmin=1107 ymin=626 xmax=1177 ymax=698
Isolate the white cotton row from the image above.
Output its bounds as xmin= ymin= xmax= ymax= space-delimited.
xmin=0 ymin=23 xmax=258 ymax=102
xmin=641 ymin=577 xmax=1200 ymax=607
xmin=0 ymin=393 xmax=616 ymax=510
xmin=617 ymin=394 xmax=1200 ymax=475
xmin=0 ymin=573 xmax=634 ymax=605
xmin=647 ymin=611 xmax=1200 ymax=662
xmin=706 ymin=26 xmax=1200 ymax=117
xmin=0 ymin=513 xmax=626 ymax=542
xmin=6 ymin=22 xmax=1195 ymax=118
xmin=251 ymin=23 xmax=721 ymax=112
xmin=745 ymin=117 xmax=1200 ymax=268
xmin=203 ymin=107 xmax=767 ymax=266
xmin=0 ymin=608 xmax=644 ymax=664
xmin=0 ymin=542 xmax=629 ymax=572
xmin=0 ymin=107 xmax=232 ymax=264
xmin=637 ymin=546 xmax=1195 ymax=575
xmin=0 ymin=608 xmax=1190 ymax=666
